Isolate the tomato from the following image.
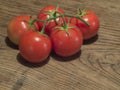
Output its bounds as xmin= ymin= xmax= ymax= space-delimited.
xmin=37 ymin=6 xmax=66 ymax=35
xmin=70 ymin=10 xmax=99 ymax=40
xmin=7 ymin=15 xmax=38 ymax=45
xmin=50 ymin=24 xmax=83 ymax=57
xmin=19 ymin=31 xmax=52 ymax=63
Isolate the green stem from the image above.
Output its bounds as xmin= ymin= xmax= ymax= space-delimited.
xmin=77 ymin=8 xmax=82 ymax=15
xmin=37 ymin=13 xmax=90 ymax=26
xmin=40 ymin=21 xmax=47 ymax=34
xmin=53 ymin=5 xmax=60 ymax=25
xmin=55 ymin=5 xmax=59 ymax=12
xmin=61 ymin=14 xmax=67 ymax=28
xmin=64 ymin=14 xmax=90 ymax=26
xmin=30 ymin=19 xmax=37 ymax=25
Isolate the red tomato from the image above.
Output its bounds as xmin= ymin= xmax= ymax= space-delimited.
xmin=37 ymin=6 xmax=66 ymax=35
xmin=19 ymin=31 xmax=52 ymax=63
xmin=7 ymin=15 xmax=38 ymax=45
xmin=70 ymin=10 xmax=99 ymax=40
xmin=50 ymin=24 xmax=83 ymax=57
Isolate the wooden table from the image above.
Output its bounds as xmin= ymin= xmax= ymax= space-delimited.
xmin=0 ymin=0 xmax=120 ymax=90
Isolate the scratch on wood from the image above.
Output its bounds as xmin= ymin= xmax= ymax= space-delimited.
xmin=78 ymin=57 xmax=97 ymax=71
xmin=12 ymin=76 xmax=26 ymax=90
xmin=110 ymin=62 xmax=120 ymax=75
xmin=97 ymin=60 xmax=120 ymax=86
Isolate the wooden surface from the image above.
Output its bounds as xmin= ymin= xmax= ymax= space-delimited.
xmin=0 ymin=0 xmax=120 ymax=90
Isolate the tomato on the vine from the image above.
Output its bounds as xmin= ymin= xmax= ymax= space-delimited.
xmin=19 ymin=31 xmax=52 ymax=63
xmin=7 ymin=15 xmax=38 ymax=45
xmin=70 ymin=10 xmax=99 ymax=40
xmin=37 ymin=6 xmax=67 ymax=35
xmin=50 ymin=24 xmax=83 ymax=57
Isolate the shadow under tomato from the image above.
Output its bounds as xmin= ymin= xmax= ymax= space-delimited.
xmin=17 ymin=53 xmax=50 ymax=68
xmin=5 ymin=37 xmax=18 ymax=49
xmin=83 ymin=34 xmax=98 ymax=45
xmin=51 ymin=50 xmax=81 ymax=62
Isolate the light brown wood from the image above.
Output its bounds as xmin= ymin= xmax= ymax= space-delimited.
xmin=0 ymin=0 xmax=120 ymax=90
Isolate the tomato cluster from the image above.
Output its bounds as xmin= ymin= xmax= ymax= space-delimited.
xmin=7 ymin=6 xmax=99 ymax=63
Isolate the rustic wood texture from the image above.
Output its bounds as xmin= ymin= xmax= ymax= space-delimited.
xmin=0 ymin=0 xmax=120 ymax=90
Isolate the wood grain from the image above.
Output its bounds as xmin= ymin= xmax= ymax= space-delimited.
xmin=0 ymin=0 xmax=120 ymax=90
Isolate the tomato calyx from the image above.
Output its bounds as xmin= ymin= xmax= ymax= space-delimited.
xmin=61 ymin=24 xmax=69 ymax=31
xmin=57 ymin=14 xmax=70 ymax=34
xmin=48 ymin=11 xmax=60 ymax=19
xmin=45 ymin=5 xmax=60 ymax=20
xmin=76 ymin=8 xmax=87 ymax=17
xmin=56 ymin=23 xmax=75 ymax=36
xmin=24 ymin=16 xmax=38 ymax=30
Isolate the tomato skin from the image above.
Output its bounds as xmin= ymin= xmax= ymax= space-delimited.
xmin=19 ymin=31 xmax=52 ymax=63
xmin=7 ymin=15 xmax=38 ymax=45
xmin=70 ymin=10 xmax=99 ymax=40
xmin=37 ymin=6 xmax=66 ymax=35
xmin=50 ymin=24 xmax=83 ymax=57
